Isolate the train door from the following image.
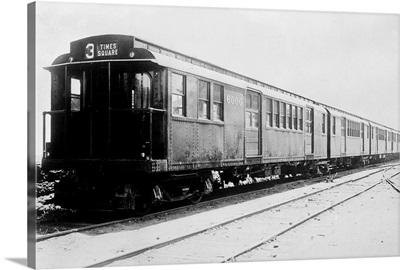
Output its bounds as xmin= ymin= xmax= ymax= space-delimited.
xmin=391 ymin=132 xmax=394 ymax=151
xmin=305 ymin=107 xmax=314 ymax=156
xmin=341 ymin=118 xmax=346 ymax=154
xmin=361 ymin=123 xmax=365 ymax=153
xmin=127 ymin=70 xmax=166 ymax=160
xmin=369 ymin=124 xmax=372 ymax=156
xmin=385 ymin=130 xmax=387 ymax=151
xmin=327 ymin=112 xmax=331 ymax=159
xmin=87 ymin=63 xmax=110 ymax=158
xmin=245 ymin=91 xmax=261 ymax=156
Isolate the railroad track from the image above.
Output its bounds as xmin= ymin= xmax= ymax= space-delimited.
xmin=225 ymin=165 xmax=400 ymax=263
xmin=36 ymin=162 xmax=398 ymax=242
xmin=85 ymin=163 xmax=399 ymax=268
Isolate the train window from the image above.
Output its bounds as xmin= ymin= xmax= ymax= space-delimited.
xmin=322 ymin=113 xmax=326 ymax=134
xmin=199 ymin=80 xmax=210 ymax=119
xmin=293 ymin=106 xmax=298 ymax=130
xmin=362 ymin=123 xmax=365 ymax=151
xmin=332 ymin=116 xmax=336 ymax=135
xmin=351 ymin=122 xmax=354 ymax=137
xmin=152 ymin=71 xmax=164 ymax=109
xmin=385 ymin=131 xmax=387 ymax=150
xmin=348 ymin=121 xmax=351 ymax=136
xmin=352 ymin=122 xmax=357 ymax=137
xmin=288 ymin=105 xmax=292 ymax=129
xmin=305 ymin=108 xmax=313 ymax=134
xmin=352 ymin=122 xmax=354 ymax=137
xmin=213 ymin=84 xmax=223 ymax=121
xmin=171 ymin=73 xmax=186 ymax=116
xmin=274 ymin=100 xmax=280 ymax=127
xmin=378 ymin=129 xmax=385 ymax=140
xmin=299 ymin=107 xmax=303 ymax=130
xmin=357 ymin=123 xmax=360 ymax=137
xmin=392 ymin=132 xmax=394 ymax=150
xmin=246 ymin=111 xmax=252 ymax=129
xmin=132 ymin=73 xmax=151 ymax=109
xmin=252 ymin=112 xmax=259 ymax=128
xmin=281 ymin=103 xmax=286 ymax=129
xmin=341 ymin=118 xmax=346 ymax=136
xmin=266 ymin=98 xmax=273 ymax=127
xmin=246 ymin=92 xmax=260 ymax=130
xmin=355 ymin=123 xmax=357 ymax=136
xmin=252 ymin=95 xmax=259 ymax=110
xmin=70 ymin=78 xmax=81 ymax=111
xmin=246 ymin=93 xmax=252 ymax=109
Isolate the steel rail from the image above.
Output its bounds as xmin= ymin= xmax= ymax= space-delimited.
xmin=221 ymin=180 xmax=384 ymax=262
xmin=222 ymin=168 xmax=400 ymax=262
xmin=37 ymin=162 xmax=398 ymax=242
xmin=84 ymin=165 xmax=396 ymax=268
xmin=385 ymin=171 xmax=400 ymax=193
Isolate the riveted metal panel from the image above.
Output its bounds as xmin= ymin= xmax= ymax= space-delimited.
xmin=197 ymin=123 xmax=224 ymax=162
xmin=171 ymin=118 xmax=198 ymax=164
xmin=263 ymin=129 xmax=304 ymax=160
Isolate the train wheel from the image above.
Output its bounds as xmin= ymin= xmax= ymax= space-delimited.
xmin=133 ymin=192 xmax=152 ymax=216
xmin=188 ymin=191 xmax=204 ymax=204
xmin=187 ymin=180 xmax=206 ymax=204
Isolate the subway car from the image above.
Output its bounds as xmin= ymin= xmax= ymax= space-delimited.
xmin=41 ymin=34 xmax=400 ymax=214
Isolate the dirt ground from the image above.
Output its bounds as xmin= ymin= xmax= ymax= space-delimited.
xmin=236 ymin=175 xmax=400 ymax=262
xmin=35 ymin=169 xmax=399 ymax=269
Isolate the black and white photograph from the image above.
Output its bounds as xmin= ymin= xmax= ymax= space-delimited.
xmin=2 ymin=1 xmax=400 ymax=270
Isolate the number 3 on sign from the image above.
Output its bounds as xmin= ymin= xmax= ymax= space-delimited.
xmin=85 ymin=43 xmax=94 ymax=59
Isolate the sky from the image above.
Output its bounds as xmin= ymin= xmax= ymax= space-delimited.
xmin=33 ymin=1 xmax=399 ymax=157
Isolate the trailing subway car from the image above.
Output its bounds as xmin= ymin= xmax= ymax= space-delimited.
xmin=42 ymin=34 xmax=400 ymax=214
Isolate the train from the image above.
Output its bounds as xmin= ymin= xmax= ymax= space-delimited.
xmin=41 ymin=34 xmax=400 ymax=215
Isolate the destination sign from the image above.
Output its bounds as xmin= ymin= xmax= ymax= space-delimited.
xmin=97 ymin=42 xmax=118 ymax=57
xmin=85 ymin=41 xmax=119 ymax=59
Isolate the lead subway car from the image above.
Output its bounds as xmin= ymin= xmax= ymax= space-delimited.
xmin=42 ymin=34 xmax=400 ymax=214
xmin=43 ymin=34 xmax=236 ymax=213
